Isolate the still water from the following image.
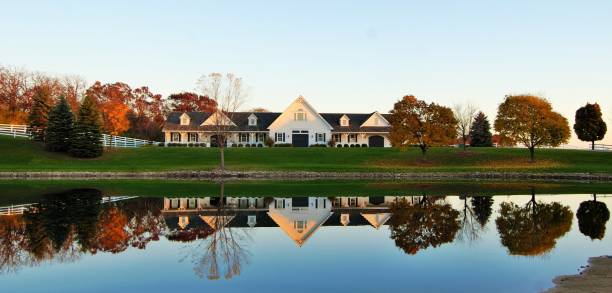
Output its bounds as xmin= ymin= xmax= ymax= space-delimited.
xmin=0 ymin=186 xmax=610 ymax=293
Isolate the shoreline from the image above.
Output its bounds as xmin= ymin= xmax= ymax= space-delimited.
xmin=0 ymin=171 xmax=611 ymax=181
xmin=543 ymin=256 xmax=612 ymax=293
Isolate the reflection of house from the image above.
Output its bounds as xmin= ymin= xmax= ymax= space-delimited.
xmin=162 ymin=196 xmax=409 ymax=246
xmin=162 ymin=96 xmax=392 ymax=147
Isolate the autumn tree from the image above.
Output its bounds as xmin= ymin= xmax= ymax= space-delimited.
xmin=95 ymin=206 xmax=129 ymax=253
xmin=389 ymin=196 xmax=460 ymax=255
xmin=574 ymin=103 xmax=607 ymax=150
xmin=249 ymin=107 xmax=269 ymax=112
xmin=576 ymin=194 xmax=610 ymax=240
xmin=469 ymin=112 xmax=493 ymax=147
xmin=168 ymin=92 xmax=217 ymax=113
xmin=61 ymin=75 xmax=87 ymax=113
xmin=198 ymin=73 xmax=246 ymax=171
xmin=453 ymin=103 xmax=477 ymax=150
xmin=69 ymin=95 xmax=103 ymax=158
xmin=389 ymin=95 xmax=458 ymax=157
xmin=494 ymin=95 xmax=570 ymax=162
xmin=495 ymin=194 xmax=573 ymax=256
xmin=45 ymin=96 xmax=73 ymax=152
xmin=0 ymin=66 xmax=32 ymax=123
xmin=85 ymin=82 xmax=132 ymax=135
xmin=28 ymin=85 xmax=53 ymax=141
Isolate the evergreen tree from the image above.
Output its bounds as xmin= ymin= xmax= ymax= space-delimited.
xmin=45 ymin=96 xmax=73 ymax=152
xmin=69 ymin=95 xmax=103 ymax=158
xmin=28 ymin=86 xmax=53 ymax=141
xmin=469 ymin=111 xmax=493 ymax=147
xmin=574 ymin=103 xmax=607 ymax=150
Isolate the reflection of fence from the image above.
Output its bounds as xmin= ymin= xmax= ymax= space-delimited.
xmin=594 ymin=144 xmax=612 ymax=151
xmin=101 ymin=134 xmax=158 ymax=148
xmin=0 ymin=124 xmax=29 ymax=138
xmin=0 ymin=196 xmax=138 ymax=216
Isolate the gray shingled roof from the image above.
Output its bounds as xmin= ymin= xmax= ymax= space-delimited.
xmin=163 ymin=111 xmax=390 ymax=132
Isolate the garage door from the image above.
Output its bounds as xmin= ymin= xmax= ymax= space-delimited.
xmin=292 ymin=134 xmax=309 ymax=147
xmin=368 ymin=135 xmax=384 ymax=147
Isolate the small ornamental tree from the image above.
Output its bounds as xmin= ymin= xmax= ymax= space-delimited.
xmin=494 ymin=95 xmax=570 ymax=162
xmin=70 ymin=95 xmax=103 ymax=158
xmin=469 ymin=112 xmax=493 ymax=147
xmin=389 ymin=95 xmax=458 ymax=157
xmin=574 ymin=103 xmax=607 ymax=150
xmin=28 ymin=85 xmax=53 ymax=141
xmin=45 ymin=96 xmax=73 ymax=152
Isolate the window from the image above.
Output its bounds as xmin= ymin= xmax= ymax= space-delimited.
xmin=294 ymin=109 xmax=306 ymax=121
xmin=341 ymin=118 xmax=348 ymax=126
xmin=248 ymin=117 xmax=257 ymax=126
xmin=171 ymin=132 xmax=181 ymax=142
xmin=316 ymin=133 xmax=326 ymax=142
xmin=333 ymin=133 xmax=341 ymax=142
xmin=349 ymin=133 xmax=358 ymax=143
xmin=180 ymin=115 xmax=190 ymax=125
xmin=188 ymin=133 xmax=199 ymax=142
xmin=294 ymin=220 xmax=306 ymax=232
xmin=275 ymin=133 xmax=285 ymax=142
xmin=247 ymin=215 xmax=257 ymax=227
xmin=239 ymin=133 xmax=249 ymax=142
xmin=256 ymin=133 xmax=267 ymax=142
xmin=275 ymin=199 xmax=286 ymax=209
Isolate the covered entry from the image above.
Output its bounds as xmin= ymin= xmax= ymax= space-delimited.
xmin=210 ymin=135 xmax=226 ymax=147
xmin=368 ymin=135 xmax=384 ymax=147
xmin=292 ymin=132 xmax=309 ymax=147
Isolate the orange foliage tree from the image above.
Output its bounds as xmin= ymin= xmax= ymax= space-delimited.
xmin=388 ymin=95 xmax=458 ymax=157
xmin=95 ymin=206 xmax=129 ymax=253
xmin=494 ymin=95 xmax=570 ymax=161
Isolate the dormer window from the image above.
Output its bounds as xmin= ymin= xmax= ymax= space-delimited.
xmin=340 ymin=115 xmax=349 ymax=127
xmin=180 ymin=113 xmax=190 ymax=126
xmin=294 ymin=109 xmax=306 ymax=121
xmin=248 ymin=114 xmax=257 ymax=126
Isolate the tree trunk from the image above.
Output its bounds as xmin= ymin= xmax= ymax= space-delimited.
xmin=462 ymin=130 xmax=467 ymax=151
xmin=220 ymin=145 xmax=225 ymax=172
xmin=592 ymin=141 xmax=595 ymax=150
xmin=594 ymin=193 xmax=597 ymax=201
xmin=420 ymin=145 xmax=427 ymax=157
xmin=529 ymin=147 xmax=535 ymax=162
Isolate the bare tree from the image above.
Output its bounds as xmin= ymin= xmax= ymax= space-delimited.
xmin=198 ymin=73 xmax=246 ymax=172
xmin=453 ymin=103 xmax=478 ymax=151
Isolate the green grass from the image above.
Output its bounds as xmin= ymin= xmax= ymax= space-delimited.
xmin=1 ymin=135 xmax=611 ymax=173
xmin=1 ymin=179 xmax=611 ymax=205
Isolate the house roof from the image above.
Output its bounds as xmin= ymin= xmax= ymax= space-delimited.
xmin=163 ymin=111 xmax=391 ymax=132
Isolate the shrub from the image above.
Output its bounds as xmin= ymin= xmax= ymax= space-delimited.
xmin=274 ymin=143 xmax=292 ymax=147
xmin=257 ymin=143 xmax=263 ymax=147
xmin=309 ymin=144 xmax=326 ymax=147
xmin=350 ymin=144 xmax=356 ymax=148
xmin=251 ymin=143 xmax=257 ymax=147
xmin=245 ymin=144 xmax=250 ymax=147
xmin=264 ymin=137 xmax=275 ymax=147
xmin=231 ymin=143 xmax=237 ymax=147
xmin=327 ymin=138 xmax=336 ymax=148
xmin=355 ymin=144 xmax=361 ymax=147
xmin=344 ymin=144 xmax=349 ymax=148
xmin=361 ymin=144 xmax=368 ymax=147
xmin=158 ymin=143 xmax=165 ymax=147
xmin=336 ymin=144 xmax=342 ymax=148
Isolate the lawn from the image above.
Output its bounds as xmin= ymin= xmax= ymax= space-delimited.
xmin=0 ymin=136 xmax=611 ymax=173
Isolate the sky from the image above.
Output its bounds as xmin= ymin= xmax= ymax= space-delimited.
xmin=1 ymin=0 xmax=611 ymax=145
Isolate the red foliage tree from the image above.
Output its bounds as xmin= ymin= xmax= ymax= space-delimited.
xmin=168 ymin=92 xmax=217 ymax=112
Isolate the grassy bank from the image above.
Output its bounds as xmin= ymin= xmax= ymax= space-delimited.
xmin=1 ymin=136 xmax=611 ymax=173
xmin=1 ymin=179 xmax=612 ymax=205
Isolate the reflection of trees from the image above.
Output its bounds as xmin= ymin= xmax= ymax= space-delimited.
xmin=495 ymin=193 xmax=573 ymax=256
xmin=471 ymin=196 xmax=494 ymax=227
xmin=389 ymin=196 xmax=460 ymax=255
xmin=0 ymin=190 xmax=166 ymax=274
xmin=457 ymin=196 xmax=480 ymax=243
xmin=187 ymin=182 xmax=250 ymax=280
xmin=577 ymin=194 xmax=610 ymax=240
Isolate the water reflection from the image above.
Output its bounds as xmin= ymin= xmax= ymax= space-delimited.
xmin=0 ymin=188 xmax=611 ymax=284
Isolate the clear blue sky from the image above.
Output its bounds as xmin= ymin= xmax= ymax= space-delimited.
xmin=2 ymin=0 xmax=611 ymax=145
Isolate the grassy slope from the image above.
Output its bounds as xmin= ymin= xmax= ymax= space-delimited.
xmin=1 ymin=180 xmax=612 ymax=204
xmin=0 ymin=136 xmax=611 ymax=173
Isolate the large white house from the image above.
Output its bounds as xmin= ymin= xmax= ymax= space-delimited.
xmin=162 ymin=96 xmax=392 ymax=147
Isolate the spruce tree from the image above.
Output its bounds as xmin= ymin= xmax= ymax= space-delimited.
xmin=469 ymin=111 xmax=493 ymax=147
xmin=45 ymin=96 xmax=73 ymax=152
xmin=69 ymin=95 xmax=103 ymax=158
xmin=28 ymin=86 xmax=52 ymax=141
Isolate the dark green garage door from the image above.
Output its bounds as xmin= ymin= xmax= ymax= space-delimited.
xmin=368 ymin=135 xmax=384 ymax=147
xmin=292 ymin=134 xmax=309 ymax=147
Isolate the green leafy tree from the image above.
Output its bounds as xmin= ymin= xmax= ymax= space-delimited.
xmin=389 ymin=196 xmax=460 ymax=255
xmin=28 ymin=86 xmax=53 ymax=142
xmin=389 ymin=95 xmax=458 ymax=157
xmin=69 ymin=95 xmax=103 ymax=158
xmin=495 ymin=194 xmax=573 ymax=256
xmin=576 ymin=194 xmax=610 ymax=240
xmin=469 ymin=112 xmax=493 ymax=147
xmin=574 ymin=103 xmax=607 ymax=150
xmin=44 ymin=96 xmax=73 ymax=152
xmin=494 ymin=95 xmax=570 ymax=162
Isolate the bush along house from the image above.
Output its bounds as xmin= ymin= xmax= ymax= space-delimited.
xmin=162 ymin=95 xmax=392 ymax=147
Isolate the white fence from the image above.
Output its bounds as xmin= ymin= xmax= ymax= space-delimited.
xmin=594 ymin=144 xmax=612 ymax=151
xmin=0 ymin=124 xmax=159 ymax=148
xmin=101 ymin=134 xmax=159 ymax=148
xmin=0 ymin=124 xmax=29 ymax=138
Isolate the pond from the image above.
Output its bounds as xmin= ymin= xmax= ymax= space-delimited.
xmin=0 ymin=180 xmax=611 ymax=293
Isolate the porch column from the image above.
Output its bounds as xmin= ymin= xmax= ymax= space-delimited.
xmin=180 ymin=132 xmax=187 ymax=143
